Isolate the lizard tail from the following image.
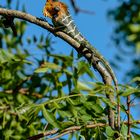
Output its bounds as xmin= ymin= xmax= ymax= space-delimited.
xmin=100 ymin=58 xmax=118 ymax=91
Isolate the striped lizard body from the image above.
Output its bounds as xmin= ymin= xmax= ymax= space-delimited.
xmin=43 ymin=0 xmax=118 ymax=90
xmin=55 ymin=14 xmax=84 ymax=42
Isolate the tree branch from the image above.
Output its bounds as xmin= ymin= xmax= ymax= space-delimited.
xmin=0 ymin=8 xmax=115 ymax=128
xmin=70 ymin=0 xmax=94 ymax=15
xmin=0 ymin=88 xmax=43 ymax=98
xmin=28 ymin=120 xmax=140 ymax=140
xmin=28 ymin=123 xmax=106 ymax=140
xmin=127 ymin=95 xmax=131 ymax=140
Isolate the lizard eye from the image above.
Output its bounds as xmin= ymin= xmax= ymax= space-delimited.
xmin=54 ymin=6 xmax=60 ymax=12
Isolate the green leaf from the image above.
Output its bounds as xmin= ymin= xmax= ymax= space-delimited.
xmin=120 ymin=124 xmax=127 ymax=138
xmin=102 ymin=97 xmax=115 ymax=108
xmin=91 ymin=104 xmax=104 ymax=114
xmin=129 ymin=24 xmax=140 ymax=33
xmin=42 ymin=105 xmax=61 ymax=129
xmin=127 ymin=34 xmax=137 ymax=42
xmin=121 ymin=87 xmax=140 ymax=96
xmin=77 ymin=61 xmax=95 ymax=78
xmin=49 ymin=54 xmax=73 ymax=65
xmin=58 ymin=109 xmax=72 ymax=118
xmin=35 ymin=62 xmax=61 ymax=73
xmin=136 ymin=42 xmax=140 ymax=54
xmin=80 ymin=114 xmax=92 ymax=122
xmin=106 ymin=126 xmax=115 ymax=137
xmin=131 ymin=131 xmax=140 ymax=139
xmin=84 ymin=101 xmax=103 ymax=114
xmin=17 ymin=104 xmax=41 ymax=124
xmin=60 ymin=121 xmax=74 ymax=128
xmin=79 ymin=135 xmax=86 ymax=140
xmin=77 ymin=81 xmax=91 ymax=91
xmin=131 ymin=77 xmax=140 ymax=83
xmin=0 ymin=49 xmax=17 ymax=63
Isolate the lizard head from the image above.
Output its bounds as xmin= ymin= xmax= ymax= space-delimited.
xmin=43 ymin=0 xmax=68 ymax=21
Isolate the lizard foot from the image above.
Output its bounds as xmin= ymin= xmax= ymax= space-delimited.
xmin=36 ymin=17 xmax=47 ymax=22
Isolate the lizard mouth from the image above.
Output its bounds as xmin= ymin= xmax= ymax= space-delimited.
xmin=43 ymin=5 xmax=59 ymax=18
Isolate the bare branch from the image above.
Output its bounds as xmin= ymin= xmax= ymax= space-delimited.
xmin=70 ymin=0 xmax=94 ymax=15
xmin=28 ymin=120 xmax=140 ymax=140
xmin=28 ymin=123 xmax=106 ymax=140
xmin=127 ymin=96 xmax=131 ymax=140
xmin=0 ymin=88 xmax=43 ymax=98
xmin=117 ymin=97 xmax=121 ymax=130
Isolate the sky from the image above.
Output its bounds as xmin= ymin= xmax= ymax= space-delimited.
xmin=1 ymin=0 xmax=140 ymax=137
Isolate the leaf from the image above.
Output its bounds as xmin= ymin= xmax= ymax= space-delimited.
xmin=91 ymin=104 xmax=104 ymax=114
xmin=42 ymin=105 xmax=61 ymax=129
xmin=89 ymin=82 xmax=113 ymax=94
xmin=53 ymin=102 xmax=61 ymax=109
xmin=17 ymin=104 xmax=31 ymax=115
xmin=17 ymin=104 xmax=41 ymax=124
xmin=106 ymin=126 xmax=115 ymax=137
xmin=131 ymin=77 xmax=140 ymax=83
xmin=60 ymin=121 xmax=74 ymax=128
xmin=121 ymin=87 xmax=140 ymax=96
xmin=77 ymin=61 xmax=95 ymax=78
xmin=131 ymin=131 xmax=140 ymax=139
xmin=80 ymin=114 xmax=92 ymax=122
xmin=129 ymin=24 xmax=140 ymax=33
xmin=58 ymin=110 xmax=72 ymax=118
xmin=33 ymin=35 xmax=37 ymax=43
xmin=101 ymin=97 xmax=115 ymax=108
xmin=0 ymin=49 xmax=18 ymax=64
xmin=79 ymin=135 xmax=86 ymax=140
xmin=84 ymin=101 xmax=103 ymax=114
xmin=35 ymin=62 xmax=61 ymax=73
xmin=49 ymin=54 xmax=73 ymax=65
xmin=127 ymin=34 xmax=137 ymax=42
xmin=77 ymin=81 xmax=91 ymax=91
xmin=120 ymin=124 xmax=127 ymax=138
xmin=136 ymin=42 xmax=140 ymax=54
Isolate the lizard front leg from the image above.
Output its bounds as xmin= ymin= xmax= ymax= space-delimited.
xmin=78 ymin=41 xmax=101 ymax=67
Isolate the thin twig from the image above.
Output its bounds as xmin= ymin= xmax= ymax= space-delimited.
xmin=127 ymin=96 xmax=131 ymax=140
xmin=70 ymin=0 xmax=94 ymax=14
xmin=117 ymin=94 xmax=120 ymax=130
xmin=28 ymin=120 xmax=140 ymax=140
xmin=28 ymin=123 xmax=106 ymax=140
xmin=130 ymin=102 xmax=140 ymax=107
xmin=0 ymin=88 xmax=43 ymax=98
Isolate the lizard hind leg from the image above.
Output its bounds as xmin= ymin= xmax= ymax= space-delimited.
xmin=79 ymin=41 xmax=95 ymax=59
xmin=52 ymin=25 xmax=66 ymax=32
xmin=77 ymin=41 xmax=93 ymax=66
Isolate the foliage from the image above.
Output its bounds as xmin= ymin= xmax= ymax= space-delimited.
xmin=0 ymin=0 xmax=140 ymax=140
xmin=108 ymin=0 xmax=140 ymax=82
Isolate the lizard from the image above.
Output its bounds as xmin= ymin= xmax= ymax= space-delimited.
xmin=43 ymin=0 xmax=118 ymax=90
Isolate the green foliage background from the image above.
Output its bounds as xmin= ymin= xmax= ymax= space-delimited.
xmin=0 ymin=0 xmax=140 ymax=139
xmin=108 ymin=0 xmax=140 ymax=83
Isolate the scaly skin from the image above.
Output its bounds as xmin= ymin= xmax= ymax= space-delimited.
xmin=43 ymin=0 xmax=118 ymax=90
